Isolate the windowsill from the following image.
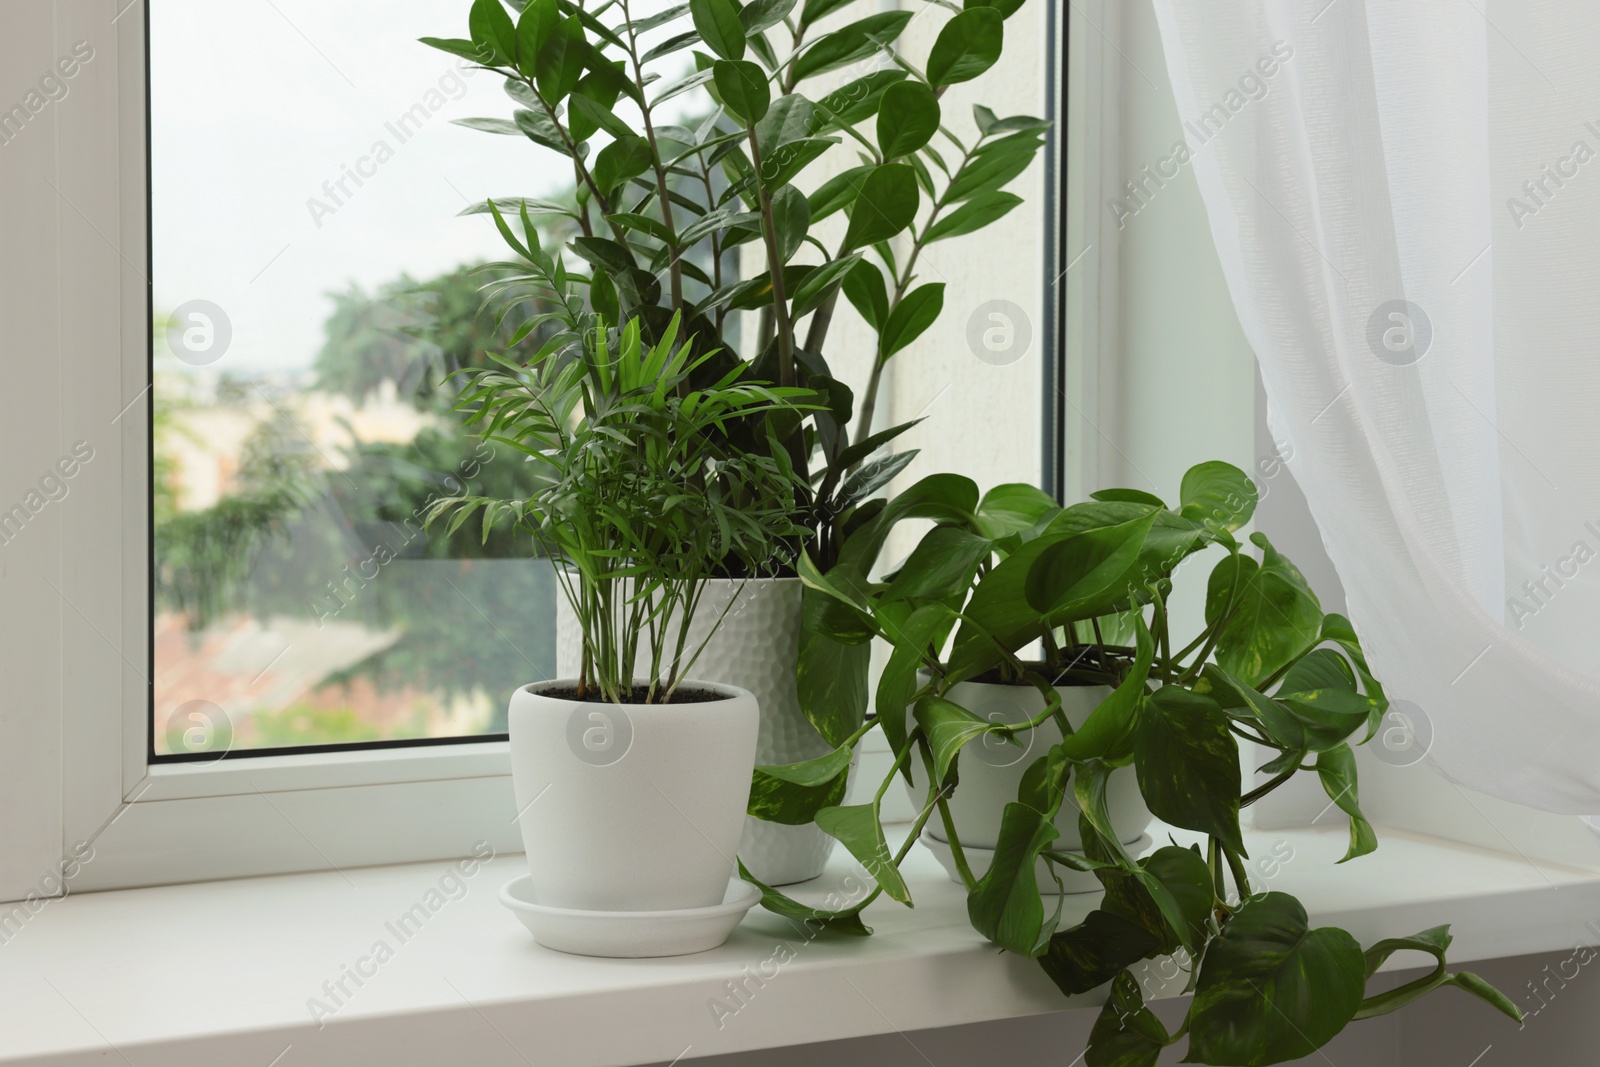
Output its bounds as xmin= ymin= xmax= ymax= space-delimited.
xmin=5 ymin=823 xmax=1598 ymax=1067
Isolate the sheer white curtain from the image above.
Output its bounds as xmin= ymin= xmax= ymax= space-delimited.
xmin=1150 ymin=1 xmax=1600 ymax=813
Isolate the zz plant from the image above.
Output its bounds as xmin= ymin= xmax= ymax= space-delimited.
xmin=748 ymin=460 xmax=1522 ymax=1065
xmin=426 ymin=0 xmax=1046 ymax=734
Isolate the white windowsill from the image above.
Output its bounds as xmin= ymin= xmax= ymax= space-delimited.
xmin=4 ymin=823 xmax=1598 ymax=1067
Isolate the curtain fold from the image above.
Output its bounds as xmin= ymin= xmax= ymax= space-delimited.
xmin=1151 ymin=0 xmax=1600 ymax=812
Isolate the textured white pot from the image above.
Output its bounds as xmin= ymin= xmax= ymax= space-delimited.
xmin=905 ymin=677 xmax=1153 ymax=855
xmin=508 ymin=679 xmax=758 ymax=913
xmin=557 ymin=578 xmax=839 ymax=885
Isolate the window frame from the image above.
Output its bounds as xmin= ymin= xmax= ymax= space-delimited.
xmin=12 ymin=0 xmax=1082 ymax=901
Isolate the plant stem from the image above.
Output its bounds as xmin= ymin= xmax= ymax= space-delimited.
xmin=746 ymin=129 xmax=796 ymax=388
xmin=1241 ymin=763 xmax=1300 ymax=807
xmin=619 ymin=0 xmax=683 ymax=314
xmin=918 ymin=735 xmax=977 ymax=891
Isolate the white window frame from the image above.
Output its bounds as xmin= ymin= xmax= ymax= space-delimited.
xmin=0 ymin=0 xmax=524 ymax=903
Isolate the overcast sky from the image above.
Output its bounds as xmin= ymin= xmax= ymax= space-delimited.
xmin=152 ymin=0 xmax=689 ymax=375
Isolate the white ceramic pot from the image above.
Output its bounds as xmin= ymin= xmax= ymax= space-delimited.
xmin=905 ymin=676 xmax=1153 ymax=857
xmin=508 ymin=680 xmax=759 ymax=912
xmin=557 ymin=577 xmax=840 ymax=885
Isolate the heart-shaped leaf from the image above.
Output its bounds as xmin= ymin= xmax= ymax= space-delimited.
xmin=1180 ymin=460 xmax=1258 ymax=533
xmin=1315 ymin=743 xmax=1377 ymax=862
xmin=747 ymin=746 xmax=852 ymax=825
xmin=967 ymin=802 xmax=1061 ymax=956
xmin=815 ymin=802 xmax=909 ymax=903
xmin=1134 ymin=686 xmax=1245 ymax=855
xmin=1205 ymin=533 xmax=1322 ymax=688
xmin=1187 ymin=893 xmax=1366 ymax=1066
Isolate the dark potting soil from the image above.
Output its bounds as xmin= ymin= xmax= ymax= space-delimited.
xmin=541 ymin=684 xmax=730 ymax=705
xmin=969 ymin=649 xmax=1130 ymax=687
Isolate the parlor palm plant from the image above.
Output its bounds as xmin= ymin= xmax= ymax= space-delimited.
xmin=426 ymin=232 xmax=815 ymax=702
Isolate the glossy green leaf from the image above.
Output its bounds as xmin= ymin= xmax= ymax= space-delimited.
xmin=791 ymin=11 xmax=914 ymax=82
xmin=1072 ymin=759 xmax=1136 ymax=868
xmin=808 ymin=164 xmax=874 ymax=223
xmin=875 ymin=603 xmax=957 ymax=773
xmin=419 ymin=36 xmax=495 ymax=63
xmin=452 ymin=116 xmax=521 ymax=135
xmin=535 ymin=15 xmax=587 ymax=104
xmin=1085 ymin=971 xmax=1168 ymax=1067
xmin=882 ymin=526 xmax=991 ymax=604
xmin=947 ymin=135 xmax=1045 ymax=200
xmin=1057 ymin=616 xmax=1154 ymax=766
xmin=796 ymin=622 xmax=871 ymax=747
xmin=836 ymin=473 xmax=980 ymax=573
xmin=1023 ymin=507 xmax=1159 ymax=623
xmin=965 ymin=0 xmax=1027 ymax=16
xmin=914 ymin=695 xmax=998 ymax=784
xmin=799 ymin=0 xmax=852 ymax=22
xmin=967 ymin=803 xmax=1061 ymax=956
xmin=815 ymin=70 xmax=909 ymax=131
xmin=514 ymin=0 xmax=560 ymax=73
xmin=738 ymin=858 xmax=872 ymax=936
xmin=713 ymin=59 xmax=771 ymax=123
xmin=741 ymin=0 xmax=796 ymax=34
xmin=768 ymin=183 xmax=810 ymax=263
xmin=690 ymin=0 xmax=747 ymax=60
xmin=1205 ymin=533 xmax=1323 ymax=688
xmin=926 ymin=191 xmax=1023 ymax=242
xmin=976 ymin=483 xmax=1059 ymax=540
xmin=1040 ymin=910 xmax=1161 ymax=997
xmin=876 ymin=81 xmax=941 ymax=159
xmin=945 ymin=534 xmax=1055 ymax=683
xmin=1098 ymin=844 xmax=1212 ymax=956
xmin=841 ymin=163 xmax=920 ymax=252
xmin=842 ymin=258 xmax=890 ymax=331
xmin=1315 ymin=743 xmax=1377 ymax=863
xmin=757 ymin=135 xmax=837 ymax=189
xmin=816 ymin=803 xmax=909 ymax=903
xmin=1180 ymin=460 xmax=1259 ymax=533
xmin=592 ymin=135 xmax=653 ymax=196
xmin=1187 ymin=893 xmax=1367 ymax=1066
xmin=568 ymin=94 xmax=635 ymax=141
xmin=1090 ymin=487 xmax=1166 ymax=507
xmin=748 ymin=746 xmax=852 ymax=825
xmin=927 ymin=7 xmax=1004 ymax=86
xmin=790 ymin=252 xmax=863 ymax=318
xmin=1134 ymin=686 xmax=1245 ymax=855
xmin=469 ymin=0 xmax=518 ymax=63
xmin=1218 ymin=664 xmax=1370 ymax=755
xmin=878 ymin=282 xmax=944 ymax=361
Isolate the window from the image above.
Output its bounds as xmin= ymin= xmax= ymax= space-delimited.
xmin=9 ymin=0 xmax=1067 ymax=897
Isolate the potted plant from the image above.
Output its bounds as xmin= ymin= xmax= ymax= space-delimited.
xmin=428 ymin=222 xmax=816 ymax=948
xmin=426 ymin=0 xmax=1047 ymax=882
xmin=746 ymin=460 xmax=1523 ymax=1065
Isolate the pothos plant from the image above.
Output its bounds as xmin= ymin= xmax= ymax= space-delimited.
xmin=425 ymin=0 xmax=1047 ymax=734
xmin=744 ymin=460 xmax=1521 ymax=1065
xmin=425 ymin=248 xmax=816 ymax=703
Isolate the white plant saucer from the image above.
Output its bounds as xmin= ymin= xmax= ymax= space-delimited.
xmin=919 ymin=829 xmax=1154 ymax=895
xmin=499 ymin=876 xmax=762 ymax=958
